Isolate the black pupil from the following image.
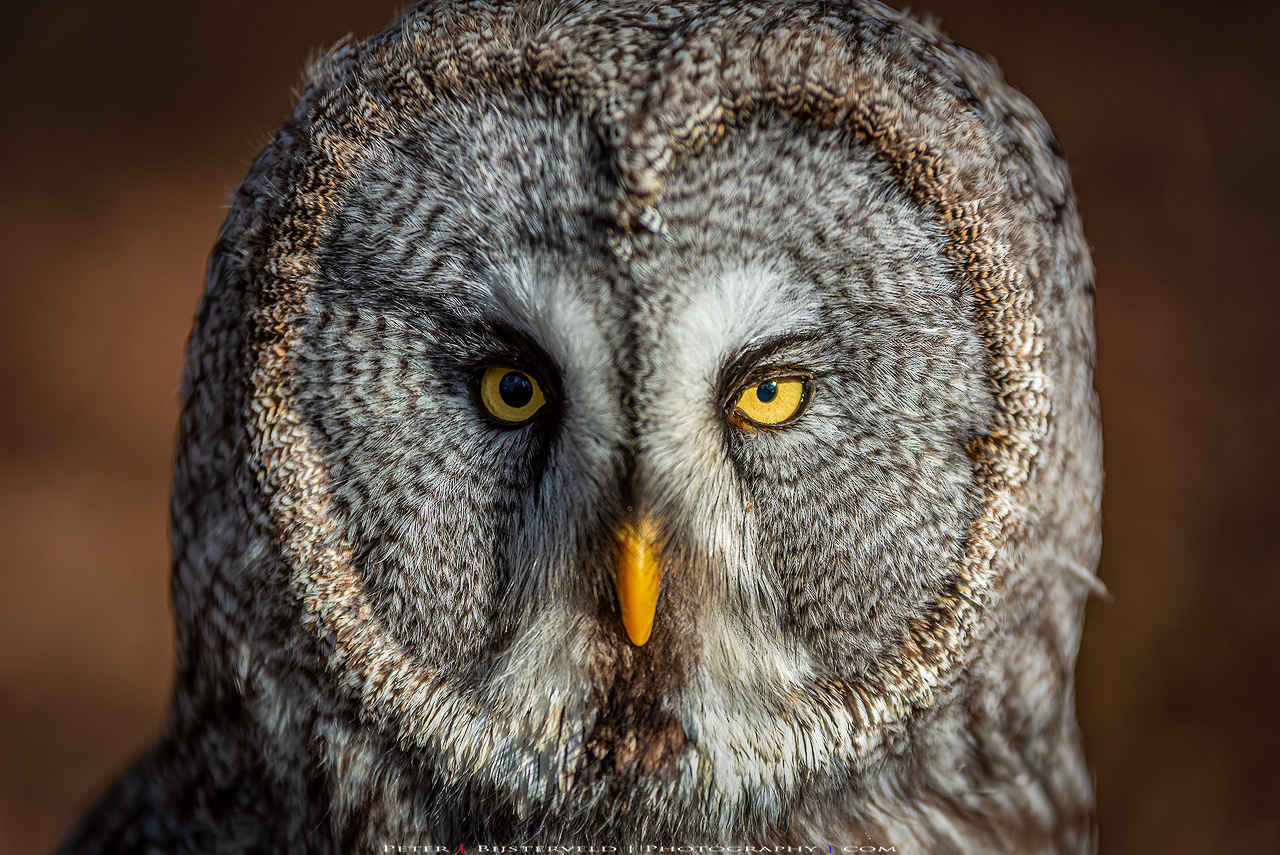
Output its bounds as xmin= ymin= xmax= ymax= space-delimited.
xmin=499 ymin=371 xmax=534 ymax=408
xmin=756 ymin=380 xmax=779 ymax=403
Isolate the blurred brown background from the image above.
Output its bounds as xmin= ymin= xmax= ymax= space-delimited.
xmin=1 ymin=1 xmax=1276 ymax=853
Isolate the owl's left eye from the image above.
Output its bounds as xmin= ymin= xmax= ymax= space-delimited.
xmin=732 ymin=376 xmax=812 ymax=428
xmin=476 ymin=367 xmax=546 ymax=424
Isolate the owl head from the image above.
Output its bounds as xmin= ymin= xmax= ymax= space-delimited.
xmin=161 ymin=0 xmax=1101 ymax=848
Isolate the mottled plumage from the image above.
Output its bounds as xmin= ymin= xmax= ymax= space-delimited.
xmin=62 ymin=1 xmax=1102 ymax=852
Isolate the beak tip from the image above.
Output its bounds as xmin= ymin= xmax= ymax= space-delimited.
xmin=621 ymin=615 xmax=653 ymax=647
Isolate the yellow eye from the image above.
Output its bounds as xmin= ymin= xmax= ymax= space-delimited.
xmin=477 ymin=367 xmax=546 ymax=423
xmin=733 ymin=376 xmax=810 ymax=427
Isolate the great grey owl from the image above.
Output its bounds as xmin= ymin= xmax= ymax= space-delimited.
xmin=60 ymin=1 xmax=1102 ymax=852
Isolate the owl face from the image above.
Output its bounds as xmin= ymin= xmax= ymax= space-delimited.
xmin=47 ymin=2 xmax=1098 ymax=850
xmin=284 ymin=94 xmax=991 ymax=827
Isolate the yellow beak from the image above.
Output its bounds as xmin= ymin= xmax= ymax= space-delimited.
xmin=615 ymin=517 xmax=662 ymax=646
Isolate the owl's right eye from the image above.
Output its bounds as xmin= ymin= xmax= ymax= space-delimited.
xmin=476 ymin=367 xmax=546 ymax=424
